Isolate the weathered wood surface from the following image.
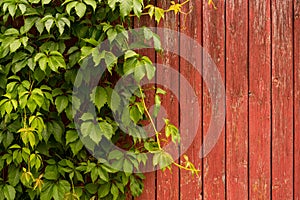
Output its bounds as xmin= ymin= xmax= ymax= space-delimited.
xmin=271 ymin=1 xmax=294 ymax=199
xmin=135 ymin=0 xmax=299 ymax=199
xmin=295 ymin=1 xmax=300 ymax=199
xmin=203 ymin=0 xmax=226 ymax=199
xmin=249 ymin=1 xmax=271 ymax=199
xmin=180 ymin=0 xmax=203 ymax=199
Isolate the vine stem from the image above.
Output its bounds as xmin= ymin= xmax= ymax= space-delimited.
xmin=138 ymin=86 xmax=162 ymax=149
xmin=172 ymin=161 xmax=200 ymax=175
xmin=138 ymin=85 xmax=201 ymax=176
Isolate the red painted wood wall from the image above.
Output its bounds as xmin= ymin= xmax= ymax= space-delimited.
xmin=135 ymin=0 xmax=300 ymax=199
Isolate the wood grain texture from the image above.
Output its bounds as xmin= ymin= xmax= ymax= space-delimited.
xmin=271 ymin=0 xmax=294 ymax=199
xmin=156 ymin=1 xmax=179 ymax=200
xmin=179 ymin=0 xmax=203 ymax=199
xmin=134 ymin=10 xmax=157 ymax=200
xmin=249 ymin=1 xmax=271 ymax=200
xmin=202 ymin=1 xmax=226 ymax=199
xmin=225 ymin=0 xmax=249 ymax=199
xmin=294 ymin=0 xmax=300 ymax=199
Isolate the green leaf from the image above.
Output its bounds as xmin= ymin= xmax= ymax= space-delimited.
xmin=38 ymin=57 xmax=48 ymax=72
xmin=97 ymin=167 xmax=109 ymax=182
xmin=153 ymin=151 xmax=173 ymax=169
xmin=45 ymin=19 xmax=54 ymax=33
xmin=84 ymin=0 xmax=97 ymax=11
xmin=132 ymin=0 xmax=143 ymax=17
xmin=91 ymin=86 xmax=107 ymax=111
xmin=104 ymin=51 xmax=117 ymax=73
xmin=51 ymin=121 xmax=64 ymax=143
xmin=8 ymin=166 xmax=21 ymax=187
xmin=66 ymin=130 xmax=78 ymax=145
xmin=85 ymin=183 xmax=98 ymax=194
xmin=108 ymin=150 xmax=123 ymax=160
xmin=89 ymin=125 xmax=102 ymax=144
xmin=123 ymin=159 xmax=133 ymax=173
xmin=3 ymin=185 xmax=16 ymax=200
xmin=44 ymin=165 xmax=59 ymax=180
xmin=98 ymin=183 xmax=111 ymax=198
xmin=91 ymin=167 xmax=98 ymax=183
xmin=35 ymin=20 xmax=44 ymax=34
xmin=55 ymin=96 xmax=69 ymax=113
xmin=10 ymin=40 xmax=21 ymax=53
xmin=130 ymin=105 xmax=141 ymax=124
xmin=8 ymin=4 xmax=17 ymax=17
xmin=108 ymin=89 xmax=120 ymax=112
xmin=66 ymin=1 xmax=77 ymax=15
xmin=119 ymin=0 xmax=132 ymax=18
xmin=75 ymin=2 xmax=87 ymax=18
xmin=134 ymin=61 xmax=146 ymax=82
xmin=69 ymin=140 xmax=83 ymax=155
xmin=144 ymin=62 xmax=155 ymax=80
xmin=19 ymin=4 xmax=27 ymax=14
xmin=107 ymin=0 xmax=119 ymax=10
xmin=42 ymin=0 xmax=51 ymax=5
xmin=111 ymin=184 xmax=119 ymax=200
xmin=154 ymin=7 xmax=164 ymax=23
xmin=99 ymin=121 xmax=114 ymax=140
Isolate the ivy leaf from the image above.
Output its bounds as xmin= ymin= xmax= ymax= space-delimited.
xmin=107 ymin=0 xmax=119 ymax=10
xmin=10 ymin=40 xmax=21 ymax=53
xmin=66 ymin=130 xmax=79 ymax=145
xmin=51 ymin=121 xmax=64 ymax=144
xmin=132 ymin=0 xmax=143 ymax=17
xmin=75 ymin=2 xmax=87 ymax=18
xmin=98 ymin=183 xmax=111 ymax=198
xmin=119 ymin=0 xmax=132 ymax=18
xmin=66 ymin=1 xmax=78 ymax=15
xmin=134 ymin=61 xmax=146 ymax=82
xmin=8 ymin=166 xmax=21 ymax=187
xmin=144 ymin=61 xmax=155 ymax=80
xmin=55 ymin=96 xmax=69 ymax=113
xmin=98 ymin=167 xmax=109 ymax=182
xmin=111 ymin=184 xmax=119 ymax=200
xmin=108 ymin=150 xmax=123 ymax=160
xmin=99 ymin=121 xmax=114 ymax=140
xmin=130 ymin=105 xmax=141 ymax=124
xmin=91 ymin=86 xmax=107 ymax=111
xmin=45 ymin=19 xmax=54 ymax=33
xmin=42 ymin=0 xmax=51 ymax=5
xmin=153 ymin=151 xmax=173 ymax=169
xmin=84 ymin=0 xmax=97 ymax=11
xmin=3 ymin=185 xmax=16 ymax=200
xmin=19 ymin=4 xmax=27 ymax=14
xmin=123 ymin=159 xmax=133 ymax=173
xmin=69 ymin=140 xmax=83 ymax=155
xmin=154 ymin=7 xmax=164 ymax=23
xmin=35 ymin=20 xmax=44 ymax=34
xmin=44 ymin=165 xmax=59 ymax=180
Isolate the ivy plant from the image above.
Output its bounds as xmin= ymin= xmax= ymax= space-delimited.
xmin=0 ymin=0 xmax=215 ymax=199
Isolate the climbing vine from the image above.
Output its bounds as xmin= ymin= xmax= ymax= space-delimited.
xmin=0 ymin=0 xmax=214 ymax=199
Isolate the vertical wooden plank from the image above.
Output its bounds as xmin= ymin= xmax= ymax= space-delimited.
xmin=156 ymin=1 xmax=179 ymax=199
xmin=134 ymin=9 xmax=157 ymax=200
xmin=249 ymin=1 xmax=271 ymax=200
xmin=271 ymin=1 xmax=294 ymax=199
xmin=225 ymin=0 xmax=249 ymax=199
xmin=294 ymin=1 xmax=300 ymax=199
xmin=202 ymin=1 xmax=226 ymax=200
xmin=179 ymin=0 xmax=203 ymax=199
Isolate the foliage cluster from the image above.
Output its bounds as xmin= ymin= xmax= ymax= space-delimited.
xmin=0 ymin=0 xmax=206 ymax=199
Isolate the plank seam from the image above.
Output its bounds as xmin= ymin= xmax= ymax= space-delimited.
xmin=224 ymin=0 xmax=227 ymax=199
xmin=270 ymin=0 xmax=273 ymax=199
xmin=247 ymin=0 xmax=250 ymax=199
xmin=292 ymin=0 xmax=295 ymax=199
